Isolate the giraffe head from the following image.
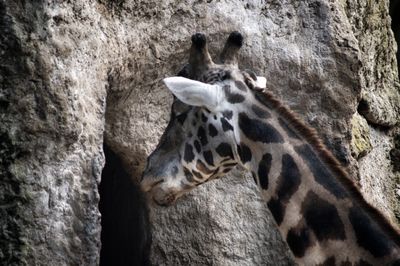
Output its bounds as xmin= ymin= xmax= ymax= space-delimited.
xmin=141 ymin=32 xmax=267 ymax=206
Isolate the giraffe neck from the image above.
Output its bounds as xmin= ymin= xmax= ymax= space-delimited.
xmin=239 ymin=90 xmax=400 ymax=265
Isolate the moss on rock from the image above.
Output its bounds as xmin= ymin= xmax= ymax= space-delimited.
xmin=351 ymin=113 xmax=373 ymax=159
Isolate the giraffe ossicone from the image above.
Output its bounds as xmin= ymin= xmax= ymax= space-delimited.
xmin=140 ymin=32 xmax=400 ymax=265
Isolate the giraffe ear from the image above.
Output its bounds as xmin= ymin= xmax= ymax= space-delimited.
xmin=163 ymin=77 xmax=222 ymax=110
xmin=255 ymin=76 xmax=267 ymax=89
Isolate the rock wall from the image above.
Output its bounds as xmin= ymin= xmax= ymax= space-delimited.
xmin=345 ymin=0 xmax=400 ymax=222
xmin=0 ymin=0 xmax=399 ymax=265
xmin=0 ymin=1 xmax=105 ymax=264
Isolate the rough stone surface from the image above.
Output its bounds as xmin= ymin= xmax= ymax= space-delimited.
xmin=359 ymin=127 xmax=399 ymax=222
xmin=0 ymin=1 xmax=106 ymax=264
xmin=1 ymin=0 xmax=399 ymax=265
xmin=345 ymin=0 xmax=400 ymax=127
xmin=346 ymin=0 xmax=400 ymax=224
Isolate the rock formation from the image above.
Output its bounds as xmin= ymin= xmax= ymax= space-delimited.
xmin=1 ymin=0 xmax=399 ymax=265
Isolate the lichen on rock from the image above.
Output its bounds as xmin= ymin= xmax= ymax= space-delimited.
xmin=350 ymin=112 xmax=372 ymax=159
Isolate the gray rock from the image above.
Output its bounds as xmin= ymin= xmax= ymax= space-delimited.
xmin=345 ymin=0 xmax=400 ymax=127
xmin=345 ymin=0 xmax=400 ymax=224
xmin=0 ymin=1 xmax=105 ymax=264
xmin=359 ymin=127 xmax=399 ymax=222
xmin=1 ymin=0 xmax=399 ymax=265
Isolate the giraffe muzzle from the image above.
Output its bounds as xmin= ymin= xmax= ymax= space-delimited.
xmin=149 ymin=186 xmax=178 ymax=206
xmin=140 ymin=175 xmax=179 ymax=206
xmin=140 ymin=176 xmax=164 ymax=193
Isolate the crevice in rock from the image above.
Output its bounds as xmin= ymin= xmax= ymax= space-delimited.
xmin=98 ymin=143 xmax=152 ymax=266
xmin=0 ymin=132 xmax=27 ymax=265
xmin=390 ymin=0 xmax=400 ymax=76
xmin=390 ymin=133 xmax=400 ymax=173
xmin=356 ymin=99 xmax=395 ymax=131
xmin=356 ymin=99 xmax=369 ymax=117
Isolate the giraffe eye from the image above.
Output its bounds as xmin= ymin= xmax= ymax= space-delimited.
xmin=172 ymin=99 xmax=190 ymax=116
xmin=243 ymin=69 xmax=257 ymax=80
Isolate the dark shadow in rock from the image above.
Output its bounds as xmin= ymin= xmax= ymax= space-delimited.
xmin=99 ymin=143 xmax=152 ymax=266
xmin=390 ymin=133 xmax=400 ymax=173
xmin=390 ymin=0 xmax=400 ymax=76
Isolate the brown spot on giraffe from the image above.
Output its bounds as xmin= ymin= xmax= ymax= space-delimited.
xmin=251 ymin=104 xmax=271 ymax=119
xmin=237 ymin=143 xmax=252 ymax=164
xmin=223 ymin=85 xmax=245 ymax=103
xmin=316 ymin=257 xmax=336 ymax=266
xmin=196 ymin=159 xmax=213 ymax=175
xmin=208 ymin=123 xmax=218 ymax=137
xmin=301 ymin=191 xmax=346 ymax=241
xmin=286 ymin=222 xmax=316 ymax=258
xmin=267 ymin=153 xmax=301 ymax=225
xmin=203 ymin=150 xmax=214 ymax=166
xmin=258 ymin=153 xmax=272 ymax=190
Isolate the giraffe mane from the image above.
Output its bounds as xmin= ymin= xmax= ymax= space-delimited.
xmin=254 ymin=89 xmax=400 ymax=245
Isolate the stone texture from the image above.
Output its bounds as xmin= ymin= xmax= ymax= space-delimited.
xmin=345 ymin=0 xmax=400 ymax=127
xmin=345 ymin=0 xmax=400 ymax=224
xmin=1 ymin=0 xmax=399 ymax=265
xmin=359 ymin=127 xmax=399 ymax=222
xmin=0 ymin=1 xmax=106 ymax=264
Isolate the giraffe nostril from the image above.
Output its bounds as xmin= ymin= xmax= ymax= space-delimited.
xmin=153 ymin=179 xmax=164 ymax=187
xmin=153 ymin=193 xmax=177 ymax=207
xmin=140 ymin=177 xmax=164 ymax=192
xmin=165 ymin=194 xmax=176 ymax=205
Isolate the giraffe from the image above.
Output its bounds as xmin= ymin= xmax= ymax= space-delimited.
xmin=140 ymin=32 xmax=400 ymax=265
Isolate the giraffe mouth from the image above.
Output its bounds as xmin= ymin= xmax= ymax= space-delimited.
xmin=152 ymin=192 xmax=177 ymax=207
xmin=150 ymin=186 xmax=178 ymax=207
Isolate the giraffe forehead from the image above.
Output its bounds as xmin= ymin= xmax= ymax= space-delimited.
xmin=200 ymin=68 xmax=231 ymax=84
